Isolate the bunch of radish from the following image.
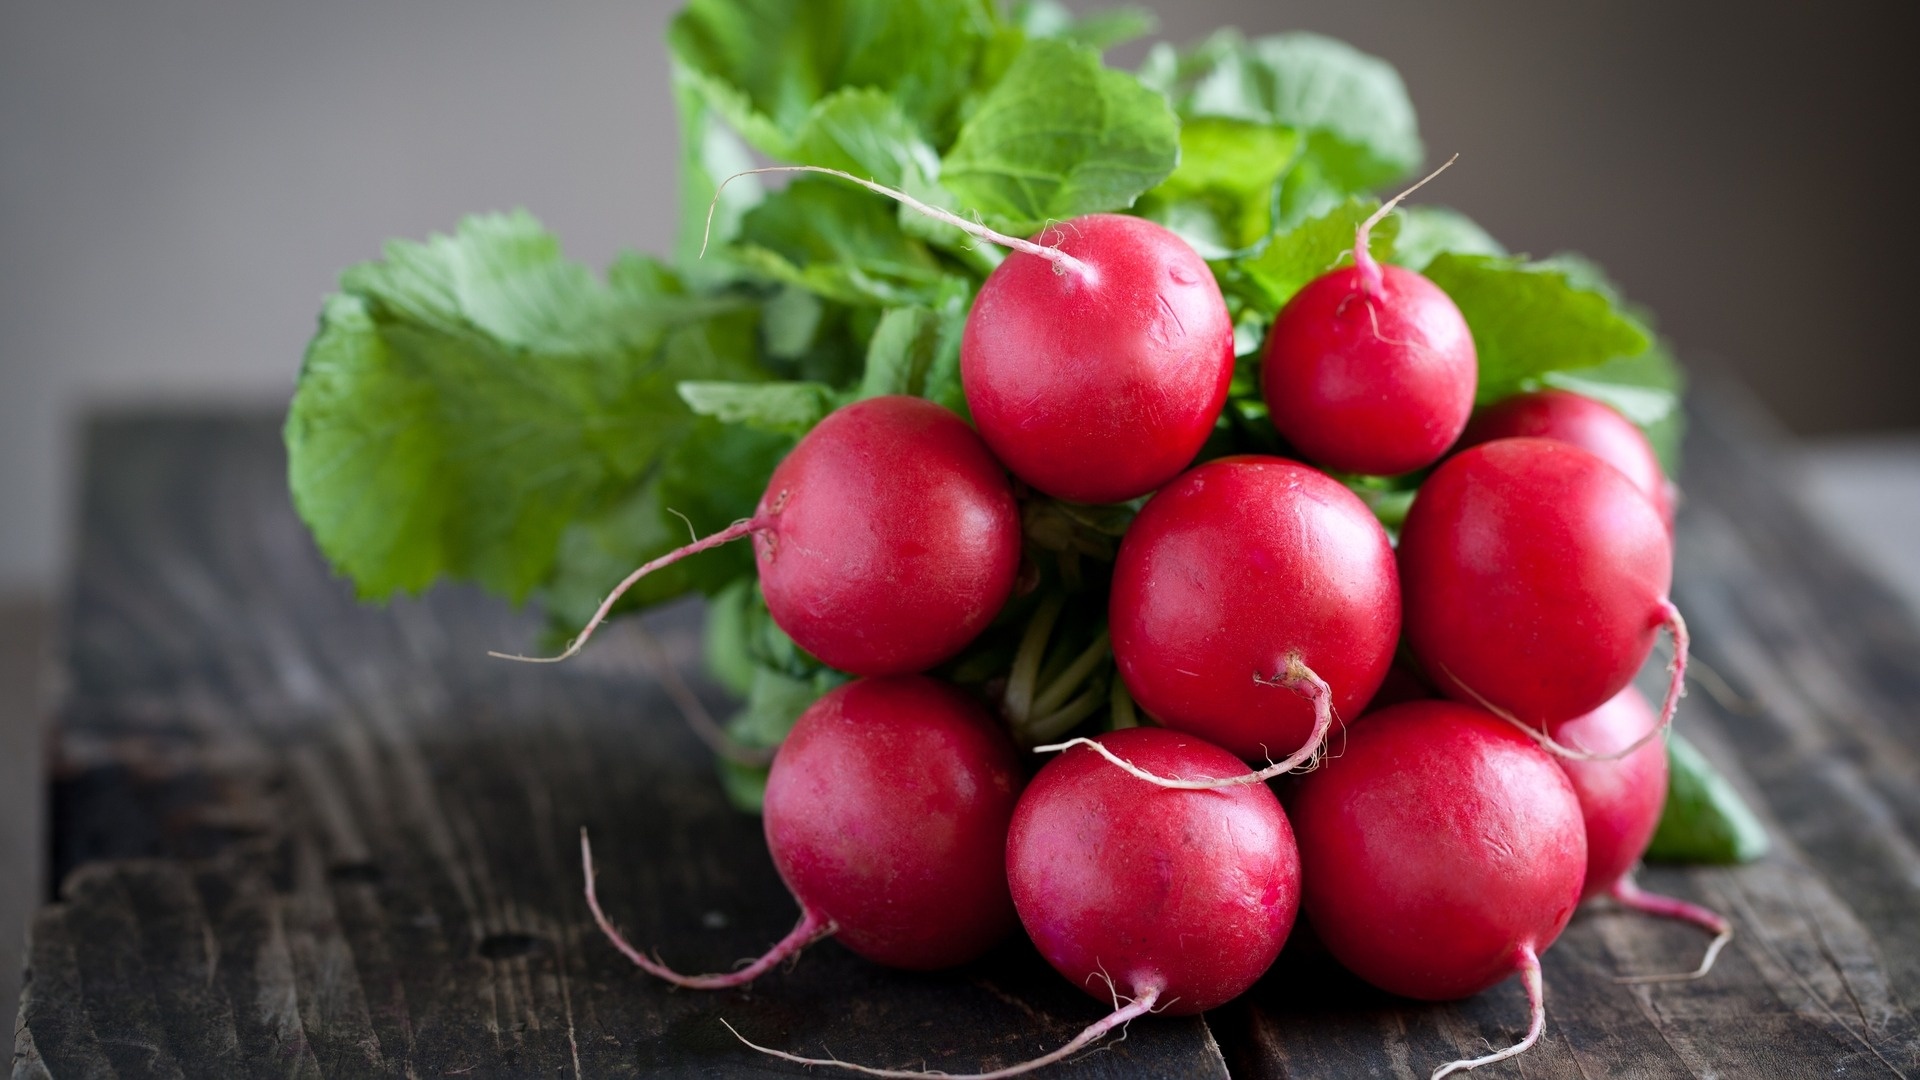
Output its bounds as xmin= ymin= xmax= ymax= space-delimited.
xmin=537 ymin=164 xmax=1724 ymax=1079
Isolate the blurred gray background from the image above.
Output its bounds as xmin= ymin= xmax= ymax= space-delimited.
xmin=3 ymin=0 xmax=1919 ymax=1024
xmin=2 ymin=0 xmax=1917 ymax=596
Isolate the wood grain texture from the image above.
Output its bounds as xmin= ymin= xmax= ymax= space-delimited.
xmin=15 ymin=387 xmax=1920 ymax=1080
xmin=13 ymin=414 xmax=1225 ymax=1079
xmin=1 ymin=596 xmax=51 ymax=1034
xmin=1215 ymin=385 xmax=1920 ymax=1079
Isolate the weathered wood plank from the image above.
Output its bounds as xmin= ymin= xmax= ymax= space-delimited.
xmin=1216 ymin=385 xmax=1920 ymax=1079
xmin=19 ymin=385 xmax=1920 ymax=1079
xmin=15 ymin=413 xmax=1227 ymax=1079
xmin=0 ymin=597 xmax=51 ymax=1038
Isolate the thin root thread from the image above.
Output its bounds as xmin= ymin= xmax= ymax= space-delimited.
xmin=630 ymin=622 xmax=774 ymax=768
xmin=581 ymin=828 xmax=834 ymax=989
xmin=1355 ymin=153 xmax=1459 ymax=295
xmin=489 ymin=517 xmax=762 ymax=665
xmin=721 ymin=984 xmax=1163 ymax=1079
xmin=1430 ymin=945 xmax=1544 ymax=1079
xmin=1440 ymin=602 xmax=1689 ymax=765
xmin=702 ymin=165 xmax=1089 ymax=278
xmin=1034 ymin=655 xmax=1333 ymax=789
xmin=1609 ymin=874 xmax=1733 ymax=984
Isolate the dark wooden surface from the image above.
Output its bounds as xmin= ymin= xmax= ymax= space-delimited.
xmin=13 ymin=390 xmax=1920 ymax=1079
xmin=10 ymin=415 xmax=1226 ymax=1079
xmin=1 ymin=596 xmax=52 ymax=1031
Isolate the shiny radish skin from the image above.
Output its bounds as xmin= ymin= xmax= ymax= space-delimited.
xmin=1110 ymin=456 xmax=1400 ymax=762
xmin=1292 ymin=700 xmax=1587 ymax=1001
xmin=1400 ymin=437 xmax=1675 ymax=726
xmin=1261 ymin=263 xmax=1476 ymax=476
xmin=765 ymin=677 xmax=1024 ymax=970
xmin=755 ymin=396 xmax=1021 ymax=675
xmin=1008 ymin=728 xmax=1300 ymax=1014
xmin=1549 ymin=686 xmax=1733 ymax=982
xmin=584 ymin=675 xmax=1022 ymax=988
xmin=1550 ymin=686 xmax=1668 ymax=900
xmin=1459 ymin=388 xmax=1674 ymax=529
xmin=514 ymin=395 xmax=1019 ymax=674
xmin=962 ymin=214 xmax=1234 ymax=504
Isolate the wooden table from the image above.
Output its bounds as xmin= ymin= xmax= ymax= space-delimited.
xmin=13 ymin=391 xmax=1920 ymax=1079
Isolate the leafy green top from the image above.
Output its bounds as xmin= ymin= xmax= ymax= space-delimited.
xmin=289 ymin=0 xmax=1678 ymax=618
xmin=286 ymin=212 xmax=766 ymax=603
xmin=285 ymin=0 xmax=1692 ymax=810
xmin=941 ymin=38 xmax=1179 ymax=233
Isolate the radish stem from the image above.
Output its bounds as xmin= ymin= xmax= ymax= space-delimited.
xmin=704 ymin=165 xmax=1089 ymax=277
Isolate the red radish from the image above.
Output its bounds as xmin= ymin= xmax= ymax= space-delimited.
xmin=585 ymin=676 xmax=1022 ymax=985
xmin=1552 ymin=686 xmax=1733 ymax=981
xmin=1399 ymin=436 xmax=1688 ymax=736
xmin=1262 ymin=157 xmax=1476 ymax=476
xmin=962 ymin=213 xmax=1235 ymax=504
xmin=704 ymin=165 xmax=1235 ymax=506
xmin=728 ymin=727 xmax=1298 ymax=1078
xmin=1554 ymin=687 xmax=1668 ymax=900
xmin=1459 ymin=388 xmax=1675 ymax=528
xmin=497 ymin=395 xmax=1020 ymax=676
xmin=1106 ymin=455 xmax=1399 ymax=770
xmin=1010 ymin=728 xmax=1300 ymax=1013
xmin=1291 ymin=700 xmax=1586 ymax=1077
xmin=988 ymin=731 xmax=1296 ymax=1066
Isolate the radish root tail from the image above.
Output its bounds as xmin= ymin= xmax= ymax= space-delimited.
xmin=703 ymin=165 xmax=1090 ymax=278
xmin=1656 ymin=600 xmax=1691 ymax=739
xmin=490 ymin=517 xmax=762 ymax=665
xmin=721 ymin=984 xmax=1163 ymax=1079
xmin=1431 ymin=945 xmax=1544 ymax=1079
xmin=1609 ymin=874 xmax=1733 ymax=984
xmin=1441 ymin=656 xmax=1677 ymax=764
xmin=1034 ymin=655 xmax=1333 ymax=789
xmin=1354 ymin=153 xmax=1460 ymax=295
xmin=1664 ymin=644 xmax=1761 ymax=716
xmin=581 ymin=828 xmax=834 ymax=989
xmin=630 ymin=622 xmax=775 ymax=768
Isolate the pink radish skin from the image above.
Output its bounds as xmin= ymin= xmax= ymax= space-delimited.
xmin=1399 ymin=437 xmax=1687 ymax=731
xmin=1292 ymin=700 xmax=1586 ymax=1077
xmin=962 ymin=214 xmax=1234 ymax=504
xmin=1294 ymin=701 xmax=1586 ymax=1000
xmin=1259 ymin=152 xmax=1466 ymax=474
xmin=750 ymin=397 xmax=1020 ymax=675
xmin=586 ymin=676 xmax=1022 ymax=986
xmin=1010 ymin=727 xmax=1301 ymax=1014
xmin=763 ymin=677 xmax=1022 ymax=968
xmin=1262 ymin=261 xmax=1476 ymax=475
xmin=1458 ymin=388 xmax=1675 ymax=529
xmin=503 ymin=395 xmax=1021 ymax=676
xmin=726 ymin=727 xmax=1298 ymax=1079
xmin=707 ymin=170 xmax=1232 ymax=505
xmin=1551 ymin=687 xmax=1734 ymax=981
xmin=1552 ymin=687 xmax=1669 ymax=899
xmin=1259 ymin=161 xmax=1475 ymax=477
xmin=1110 ymin=455 xmax=1400 ymax=764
